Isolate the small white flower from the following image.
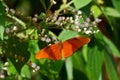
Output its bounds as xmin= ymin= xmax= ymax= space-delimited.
xmin=55 ymin=21 xmax=60 ymax=25
xmin=76 ymin=25 xmax=79 ymax=28
xmin=13 ymin=26 xmax=18 ymax=31
xmin=10 ymin=9 xmax=15 ymax=14
xmin=84 ymin=28 xmax=87 ymax=31
xmin=41 ymin=37 xmax=46 ymax=41
xmin=77 ymin=10 xmax=82 ymax=15
xmin=95 ymin=18 xmax=102 ymax=23
xmin=32 ymin=17 xmax=38 ymax=22
xmin=5 ymin=28 xmax=10 ymax=34
xmin=31 ymin=63 xmax=36 ymax=68
xmin=77 ymin=29 xmax=81 ymax=32
xmin=85 ymin=30 xmax=92 ymax=34
xmin=84 ymin=22 xmax=89 ymax=27
xmin=46 ymin=38 xmax=51 ymax=43
xmin=86 ymin=18 xmax=90 ymax=22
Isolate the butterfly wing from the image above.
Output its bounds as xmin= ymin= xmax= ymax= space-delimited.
xmin=62 ymin=36 xmax=90 ymax=58
xmin=35 ymin=43 xmax=62 ymax=60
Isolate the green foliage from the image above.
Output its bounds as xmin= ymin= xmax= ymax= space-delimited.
xmin=86 ymin=33 xmax=105 ymax=80
xmin=104 ymin=7 xmax=120 ymax=17
xmin=0 ymin=1 xmax=6 ymax=40
xmin=104 ymin=53 xmax=119 ymax=80
xmin=74 ymin=0 xmax=92 ymax=10
xmin=4 ymin=36 xmax=30 ymax=74
xmin=0 ymin=0 xmax=120 ymax=80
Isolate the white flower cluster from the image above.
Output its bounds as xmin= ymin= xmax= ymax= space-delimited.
xmin=39 ymin=34 xmax=59 ymax=44
xmin=27 ymin=61 xmax=40 ymax=72
xmin=46 ymin=10 xmax=101 ymax=35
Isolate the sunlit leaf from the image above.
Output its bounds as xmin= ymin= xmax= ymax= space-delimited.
xmin=7 ymin=59 xmax=18 ymax=75
xmin=0 ymin=26 xmax=4 ymax=40
xmin=91 ymin=5 xmax=102 ymax=18
xmin=65 ymin=57 xmax=73 ymax=80
xmin=21 ymin=65 xmax=31 ymax=79
xmin=74 ymin=0 xmax=92 ymax=10
xmin=58 ymin=29 xmax=79 ymax=41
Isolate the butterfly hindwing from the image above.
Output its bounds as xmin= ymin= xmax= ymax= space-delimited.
xmin=35 ymin=43 xmax=62 ymax=60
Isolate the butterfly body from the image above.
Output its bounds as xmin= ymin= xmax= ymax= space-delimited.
xmin=35 ymin=36 xmax=90 ymax=60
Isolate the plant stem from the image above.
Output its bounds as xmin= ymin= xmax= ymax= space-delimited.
xmin=7 ymin=14 xmax=26 ymax=28
xmin=56 ymin=0 xmax=74 ymax=14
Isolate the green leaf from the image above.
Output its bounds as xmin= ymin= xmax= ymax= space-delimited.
xmin=104 ymin=53 xmax=119 ymax=80
xmin=87 ymin=33 xmax=105 ymax=80
xmin=36 ymin=60 xmax=64 ymax=79
xmin=104 ymin=7 xmax=120 ymax=17
xmin=0 ymin=1 xmax=5 ymax=25
xmin=0 ymin=26 xmax=4 ymax=40
xmin=58 ymin=29 xmax=79 ymax=41
xmin=103 ymin=36 xmax=120 ymax=57
xmin=72 ymin=50 xmax=88 ymax=80
xmin=86 ymin=33 xmax=105 ymax=80
xmin=40 ymin=0 xmax=47 ymax=10
xmin=5 ymin=36 xmax=30 ymax=74
xmin=8 ymin=60 xmax=18 ymax=75
xmin=111 ymin=0 xmax=120 ymax=12
xmin=74 ymin=0 xmax=92 ymax=10
xmin=91 ymin=5 xmax=102 ymax=18
xmin=0 ymin=1 xmax=6 ymax=40
xmin=48 ymin=60 xmax=64 ymax=74
xmin=86 ymin=45 xmax=104 ymax=80
xmin=28 ymin=40 xmax=39 ymax=54
xmin=21 ymin=65 xmax=31 ymax=79
xmin=65 ymin=57 xmax=73 ymax=80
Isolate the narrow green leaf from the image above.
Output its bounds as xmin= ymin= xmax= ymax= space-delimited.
xmin=87 ymin=46 xmax=104 ymax=80
xmin=104 ymin=7 xmax=120 ymax=17
xmin=86 ymin=33 xmax=105 ymax=80
xmin=72 ymin=50 xmax=88 ymax=80
xmin=65 ymin=57 xmax=73 ymax=80
xmin=74 ymin=0 xmax=92 ymax=10
xmin=111 ymin=0 xmax=120 ymax=12
xmin=72 ymin=50 xmax=85 ymax=72
xmin=40 ymin=0 xmax=47 ymax=10
xmin=103 ymin=36 xmax=120 ymax=57
xmin=104 ymin=53 xmax=119 ymax=80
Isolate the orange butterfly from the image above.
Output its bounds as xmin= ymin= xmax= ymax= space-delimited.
xmin=35 ymin=36 xmax=90 ymax=60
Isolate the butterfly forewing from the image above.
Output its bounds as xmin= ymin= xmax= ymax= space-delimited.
xmin=62 ymin=36 xmax=90 ymax=58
